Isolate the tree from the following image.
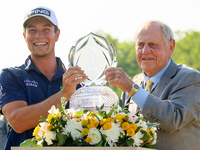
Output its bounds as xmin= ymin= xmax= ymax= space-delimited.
xmin=173 ymin=31 xmax=200 ymax=71
xmin=102 ymin=33 xmax=141 ymax=97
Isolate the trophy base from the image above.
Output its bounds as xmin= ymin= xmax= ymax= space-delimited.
xmin=69 ymin=86 xmax=118 ymax=112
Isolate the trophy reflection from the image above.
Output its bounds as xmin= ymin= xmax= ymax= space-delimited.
xmin=69 ymin=32 xmax=118 ymax=112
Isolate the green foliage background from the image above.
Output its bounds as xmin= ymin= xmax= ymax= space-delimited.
xmin=98 ymin=31 xmax=200 ymax=98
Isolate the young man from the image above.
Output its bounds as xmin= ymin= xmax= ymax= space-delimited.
xmin=105 ymin=21 xmax=200 ymax=150
xmin=0 ymin=6 xmax=87 ymax=150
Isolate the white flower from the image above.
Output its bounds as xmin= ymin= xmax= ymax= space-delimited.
xmin=128 ymin=111 xmax=138 ymax=123
xmin=62 ymin=119 xmax=83 ymax=140
xmin=37 ymin=139 xmax=43 ymax=145
xmin=136 ymin=120 xmax=147 ymax=131
xmin=151 ymin=132 xmax=157 ymax=145
xmin=37 ymin=122 xmax=48 ymax=139
xmin=138 ymin=114 xmax=144 ymax=119
xmin=45 ymin=131 xmax=56 ymax=145
xmin=64 ymin=109 xmax=76 ymax=119
xmin=37 ymin=122 xmax=56 ymax=145
xmin=150 ymin=127 xmax=157 ymax=145
xmin=150 ymin=127 xmax=157 ymax=134
xmin=100 ymin=122 xmax=123 ymax=147
xmin=130 ymin=131 xmax=143 ymax=147
xmin=87 ymin=128 xmax=102 ymax=145
xmin=48 ymin=105 xmax=59 ymax=115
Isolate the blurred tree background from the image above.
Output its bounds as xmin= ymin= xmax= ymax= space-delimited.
xmin=98 ymin=31 xmax=200 ymax=98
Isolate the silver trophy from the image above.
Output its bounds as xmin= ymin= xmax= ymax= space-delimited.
xmin=69 ymin=32 xmax=118 ymax=112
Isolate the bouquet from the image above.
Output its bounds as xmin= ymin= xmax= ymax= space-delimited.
xmin=20 ymin=97 xmax=159 ymax=148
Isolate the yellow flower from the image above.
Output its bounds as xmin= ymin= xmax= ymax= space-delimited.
xmin=81 ymin=119 xmax=88 ymax=125
xmin=73 ymin=115 xmax=79 ymax=118
xmin=47 ymin=114 xmax=52 ymax=123
xmin=115 ymin=114 xmax=124 ymax=124
xmin=56 ymin=112 xmax=62 ymax=118
xmin=142 ymin=129 xmax=151 ymax=144
xmin=103 ymin=122 xmax=112 ymax=130
xmin=87 ymin=118 xmax=98 ymax=129
xmin=100 ymin=118 xmax=107 ymax=125
xmin=121 ymin=122 xmax=130 ymax=130
xmin=85 ymin=137 xmax=92 ymax=143
xmin=76 ymin=119 xmax=80 ymax=122
xmin=89 ymin=112 xmax=96 ymax=117
xmin=146 ymin=128 xmax=150 ymax=134
xmin=47 ymin=124 xmax=53 ymax=131
xmin=33 ymin=125 xmax=40 ymax=139
xmin=42 ymin=130 xmax=45 ymax=135
xmin=123 ymin=115 xmax=129 ymax=121
xmin=130 ymin=123 xmax=137 ymax=131
xmin=127 ymin=128 xmax=135 ymax=137
xmin=107 ymin=118 xmax=114 ymax=123
xmin=82 ymin=128 xmax=89 ymax=136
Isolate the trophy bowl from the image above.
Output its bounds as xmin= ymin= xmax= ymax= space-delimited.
xmin=69 ymin=86 xmax=118 ymax=112
xmin=69 ymin=32 xmax=118 ymax=112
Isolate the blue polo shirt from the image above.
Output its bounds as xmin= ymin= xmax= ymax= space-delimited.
xmin=0 ymin=56 xmax=81 ymax=150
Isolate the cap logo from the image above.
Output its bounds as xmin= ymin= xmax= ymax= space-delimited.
xmin=28 ymin=8 xmax=51 ymax=17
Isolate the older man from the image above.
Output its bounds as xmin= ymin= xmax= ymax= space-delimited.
xmin=105 ymin=21 xmax=200 ymax=150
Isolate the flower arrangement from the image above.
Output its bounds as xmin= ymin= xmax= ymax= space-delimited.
xmin=20 ymin=97 xmax=159 ymax=148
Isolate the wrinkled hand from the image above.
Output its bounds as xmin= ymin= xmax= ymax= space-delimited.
xmin=104 ymin=67 xmax=133 ymax=93
xmin=61 ymin=66 xmax=88 ymax=100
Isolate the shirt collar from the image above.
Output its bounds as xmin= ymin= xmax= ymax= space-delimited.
xmin=24 ymin=56 xmax=37 ymax=71
xmin=143 ymin=58 xmax=171 ymax=87
xmin=25 ymin=55 xmax=66 ymax=76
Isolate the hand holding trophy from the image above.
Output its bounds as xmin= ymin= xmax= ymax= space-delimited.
xmin=69 ymin=32 xmax=118 ymax=112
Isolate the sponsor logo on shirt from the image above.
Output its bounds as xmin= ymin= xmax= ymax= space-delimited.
xmin=24 ymin=79 xmax=38 ymax=87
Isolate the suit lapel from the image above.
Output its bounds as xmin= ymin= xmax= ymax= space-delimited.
xmin=153 ymin=59 xmax=178 ymax=97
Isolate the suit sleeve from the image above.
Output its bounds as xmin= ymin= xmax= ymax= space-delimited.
xmin=142 ymin=68 xmax=200 ymax=133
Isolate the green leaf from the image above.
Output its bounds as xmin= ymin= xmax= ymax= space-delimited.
xmin=95 ymin=139 xmax=103 ymax=146
xmin=125 ymin=138 xmax=134 ymax=146
xmin=76 ymin=110 xmax=84 ymax=117
xmin=124 ymin=102 xmax=133 ymax=107
xmin=107 ymin=107 xmax=115 ymax=118
xmin=141 ymin=131 xmax=150 ymax=143
xmin=20 ymin=138 xmax=39 ymax=147
xmin=147 ymin=123 xmax=160 ymax=129
xmin=83 ymin=110 xmax=89 ymax=114
xmin=56 ymin=133 xmax=67 ymax=146
xmin=100 ymin=104 xmax=104 ymax=110
xmin=96 ymin=106 xmax=100 ymax=111
xmin=143 ymin=143 xmax=154 ymax=148
xmin=119 ymin=99 xmax=123 ymax=109
xmin=41 ymin=116 xmax=48 ymax=123
xmin=97 ymin=111 xmax=107 ymax=118
xmin=102 ymin=134 xmax=107 ymax=141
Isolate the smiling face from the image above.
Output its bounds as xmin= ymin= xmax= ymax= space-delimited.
xmin=23 ymin=17 xmax=60 ymax=58
xmin=135 ymin=22 xmax=175 ymax=77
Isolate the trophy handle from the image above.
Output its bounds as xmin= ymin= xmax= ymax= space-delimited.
xmin=68 ymin=46 xmax=75 ymax=67
xmin=109 ymin=43 xmax=117 ymax=67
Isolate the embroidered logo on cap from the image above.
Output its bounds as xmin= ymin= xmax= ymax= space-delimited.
xmin=28 ymin=8 xmax=51 ymax=17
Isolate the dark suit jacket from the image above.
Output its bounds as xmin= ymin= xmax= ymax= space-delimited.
xmin=123 ymin=59 xmax=200 ymax=150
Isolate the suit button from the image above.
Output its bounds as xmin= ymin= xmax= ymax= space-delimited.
xmin=147 ymin=113 xmax=151 ymax=118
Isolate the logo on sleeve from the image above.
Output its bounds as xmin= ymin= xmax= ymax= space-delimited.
xmin=24 ymin=79 xmax=38 ymax=87
xmin=0 ymin=84 xmax=6 ymax=99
